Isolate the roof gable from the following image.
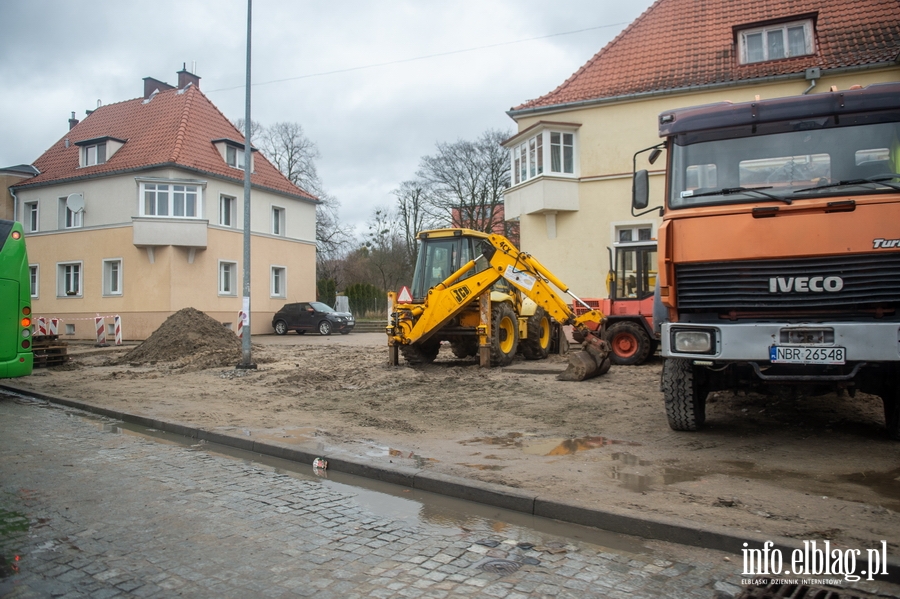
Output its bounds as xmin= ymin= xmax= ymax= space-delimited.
xmin=512 ymin=0 xmax=900 ymax=114
xmin=19 ymin=86 xmax=316 ymax=201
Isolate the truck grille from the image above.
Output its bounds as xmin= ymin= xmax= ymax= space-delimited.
xmin=675 ymin=253 xmax=900 ymax=312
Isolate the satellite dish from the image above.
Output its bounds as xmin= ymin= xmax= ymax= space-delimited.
xmin=66 ymin=193 xmax=85 ymax=213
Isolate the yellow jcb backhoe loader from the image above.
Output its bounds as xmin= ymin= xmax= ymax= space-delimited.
xmin=386 ymin=228 xmax=611 ymax=381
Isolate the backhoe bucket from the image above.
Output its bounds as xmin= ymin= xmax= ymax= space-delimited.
xmin=558 ymin=334 xmax=611 ymax=381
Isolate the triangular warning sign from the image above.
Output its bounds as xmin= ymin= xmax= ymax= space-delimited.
xmin=397 ymin=286 xmax=413 ymax=303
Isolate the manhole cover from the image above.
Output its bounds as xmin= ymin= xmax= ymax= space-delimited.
xmin=473 ymin=558 xmax=521 ymax=576
xmin=738 ymin=583 xmax=877 ymax=599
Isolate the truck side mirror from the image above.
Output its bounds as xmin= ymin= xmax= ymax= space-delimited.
xmin=632 ymin=169 xmax=649 ymax=210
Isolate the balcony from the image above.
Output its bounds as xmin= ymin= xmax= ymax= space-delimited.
xmin=503 ymin=177 xmax=578 ymax=219
xmin=132 ymin=217 xmax=208 ymax=248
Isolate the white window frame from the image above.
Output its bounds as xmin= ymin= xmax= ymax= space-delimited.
xmin=25 ymin=201 xmax=39 ymax=233
xmin=140 ymin=182 xmax=201 ymax=218
xmin=58 ymin=196 xmax=83 ymax=229
xmin=102 ymin=258 xmax=123 ymax=297
xmin=29 ymin=264 xmax=39 ymax=298
xmin=226 ymin=145 xmax=248 ymax=170
xmin=611 ymin=221 xmax=656 ymax=246
xmin=271 ymin=266 xmax=286 ymax=298
xmin=219 ymin=195 xmax=236 ymax=227
xmin=510 ymin=128 xmax=577 ymax=185
xmin=82 ymin=142 xmax=107 ymax=167
xmin=218 ymin=260 xmax=238 ymax=296
xmin=271 ymin=206 xmax=285 ymax=236
xmin=57 ymin=261 xmax=83 ymax=298
xmin=738 ymin=19 xmax=815 ymax=64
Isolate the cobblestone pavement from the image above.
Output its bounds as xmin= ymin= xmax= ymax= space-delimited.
xmin=0 ymin=394 xmax=753 ymax=598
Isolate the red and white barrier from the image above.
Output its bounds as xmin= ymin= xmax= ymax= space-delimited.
xmin=114 ymin=315 xmax=122 ymax=346
xmin=36 ymin=317 xmax=48 ymax=336
xmin=95 ymin=316 xmax=108 ymax=346
xmin=236 ymin=311 xmax=246 ymax=339
xmin=49 ymin=318 xmax=59 ymax=336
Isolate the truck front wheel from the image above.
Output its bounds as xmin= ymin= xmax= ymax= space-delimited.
xmin=605 ymin=321 xmax=652 ymax=366
xmin=882 ymin=387 xmax=900 ymax=441
xmin=662 ymin=358 xmax=707 ymax=431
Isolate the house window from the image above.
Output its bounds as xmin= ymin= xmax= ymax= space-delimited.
xmin=219 ymin=261 xmax=237 ymax=295
xmin=83 ymin=142 xmax=107 ymax=166
xmin=57 ymin=262 xmax=82 ymax=297
xmin=29 ymin=265 xmax=39 ymax=298
xmin=271 ymin=266 xmax=286 ymax=298
xmin=512 ymin=130 xmax=574 ymax=185
xmin=739 ymin=20 xmax=814 ymax=64
xmin=226 ymin=145 xmax=247 ymax=170
xmin=271 ymin=206 xmax=285 ymax=236
xmin=617 ymin=226 xmax=653 ymax=243
xmin=141 ymin=183 xmax=199 ymax=217
xmin=25 ymin=202 xmax=38 ymax=232
xmin=220 ymin=195 xmax=236 ymax=227
xmin=103 ymin=259 xmax=122 ymax=296
xmin=550 ymin=132 xmax=574 ymax=174
xmin=59 ymin=197 xmax=83 ymax=229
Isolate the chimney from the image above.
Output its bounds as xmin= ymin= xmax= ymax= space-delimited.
xmin=142 ymin=76 xmax=175 ymax=100
xmin=177 ymin=63 xmax=201 ymax=90
xmin=68 ymin=111 xmax=79 ymax=130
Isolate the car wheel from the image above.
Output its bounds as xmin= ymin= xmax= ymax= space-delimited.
xmin=662 ymin=358 xmax=707 ymax=431
xmin=318 ymin=320 xmax=332 ymax=336
xmin=274 ymin=320 xmax=288 ymax=335
xmin=604 ymin=321 xmax=652 ymax=365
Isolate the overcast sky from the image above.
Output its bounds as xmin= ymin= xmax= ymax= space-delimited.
xmin=0 ymin=0 xmax=655 ymax=237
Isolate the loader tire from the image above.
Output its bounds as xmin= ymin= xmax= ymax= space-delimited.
xmin=400 ymin=340 xmax=440 ymax=366
xmin=520 ymin=307 xmax=551 ymax=360
xmin=450 ymin=339 xmax=478 ymax=359
xmin=490 ymin=303 xmax=519 ymax=367
xmin=605 ymin=321 xmax=651 ymax=366
xmin=662 ymin=358 xmax=706 ymax=431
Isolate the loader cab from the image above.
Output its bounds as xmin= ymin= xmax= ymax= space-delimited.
xmin=611 ymin=241 xmax=657 ymax=301
xmin=410 ymin=229 xmax=491 ymax=301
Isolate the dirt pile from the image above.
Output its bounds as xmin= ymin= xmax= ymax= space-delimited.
xmin=119 ymin=307 xmax=242 ymax=371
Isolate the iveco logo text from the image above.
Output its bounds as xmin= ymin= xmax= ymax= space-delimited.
xmin=768 ymin=276 xmax=844 ymax=293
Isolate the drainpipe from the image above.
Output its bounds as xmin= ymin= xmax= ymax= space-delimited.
xmin=803 ymin=67 xmax=821 ymax=95
xmin=10 ymin=186 xmax=18 ymax=223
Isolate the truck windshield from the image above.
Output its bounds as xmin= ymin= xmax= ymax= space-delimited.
xmin=669 ymin=117 xmax=900 ymax=208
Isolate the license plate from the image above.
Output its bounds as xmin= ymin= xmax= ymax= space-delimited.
xmin=769 ymin=346 xmax=846 ymax=364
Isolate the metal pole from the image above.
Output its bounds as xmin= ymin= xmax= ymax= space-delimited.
xmin=238 ymin=0 xmax=256 ymax=369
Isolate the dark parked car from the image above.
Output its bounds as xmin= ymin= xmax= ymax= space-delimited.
xmin=272 ymin=301 xmax=354 ymax=336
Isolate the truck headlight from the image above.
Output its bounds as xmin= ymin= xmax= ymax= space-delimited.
xmin=672 ymin=329 xmax=713 ymax=353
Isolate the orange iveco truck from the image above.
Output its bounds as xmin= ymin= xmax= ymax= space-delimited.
xmin=632 ymin=81 xmax=900 ymax=439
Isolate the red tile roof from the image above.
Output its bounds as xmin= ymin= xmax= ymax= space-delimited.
xmin=16 ymin=86 xmax=316 ymax=201
xmin=512 ymin=0 xmax=900 ymax=113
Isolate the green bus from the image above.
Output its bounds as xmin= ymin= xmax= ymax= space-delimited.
xmin=0 ymin=218 xmax=33 ymax=378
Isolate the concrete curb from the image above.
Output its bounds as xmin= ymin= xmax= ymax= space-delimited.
xmin=4 ymin=383 xmax=898 ymax=584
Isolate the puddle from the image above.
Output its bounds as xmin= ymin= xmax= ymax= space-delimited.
xmin=364 ymin=446 xmax=438 ymax=468
xmin=839 ymin=467 xmax=900 ymax=512
xmin=461 ymin=433 xmax=641 ymax=456
xmin=609 ymin=452 xmax=701 ymax=492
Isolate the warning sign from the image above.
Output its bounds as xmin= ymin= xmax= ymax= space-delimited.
xmin=397 ymin=286 xmax=413 ymax=303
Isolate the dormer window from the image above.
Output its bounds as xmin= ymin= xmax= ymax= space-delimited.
xmin=75 ymin=136 xmax=125 ymax=168
xmin=738 ymin=19 xmax=815 ymax=64
xmin=213 ymin=139 xmax=255 ymax=172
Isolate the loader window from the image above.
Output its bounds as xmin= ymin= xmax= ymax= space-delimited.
xmin=410 ymin=236 xmax=488 ymax=301
xmin=614 ymin=246 xmax=657 ymax=300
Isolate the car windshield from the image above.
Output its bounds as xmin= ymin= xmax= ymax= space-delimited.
xmin=310 ymin=302 xmax=335 ymax=313
xmin=669 ymin=117 xmax=900 ymax=208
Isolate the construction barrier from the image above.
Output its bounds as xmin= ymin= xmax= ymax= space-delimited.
xmin=236 ymin=311 xmax=246 ymax=339
xmin=49 ymin=318 xmax=59 ymax=336
xmin=95 ymin=316 xmax=108 ymax=347
xmin=114 ymin=315 xmax=123 ymax=346
xmin=36 ymin=317 xmax=48 ymax=336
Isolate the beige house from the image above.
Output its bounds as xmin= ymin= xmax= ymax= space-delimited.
xmin=11 ymin=69 xmax=318 ymax=340
xmin=502 ymin=0 xmax=900 ymax=299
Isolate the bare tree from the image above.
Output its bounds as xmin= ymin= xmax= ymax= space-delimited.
xmin=393 ymin=179 xmax=436 ymax=266
xmin=363 ymin=207 xmax=411 ymax=291
xmin=417 ymin=128 xmax=512 ymax=238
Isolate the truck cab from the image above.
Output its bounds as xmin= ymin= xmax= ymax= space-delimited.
xmin=634 ymin=82 xmax=900 ymax=438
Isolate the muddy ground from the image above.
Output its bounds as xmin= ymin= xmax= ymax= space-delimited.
xmin=9 ymin=330 xmax=900 ymax=553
